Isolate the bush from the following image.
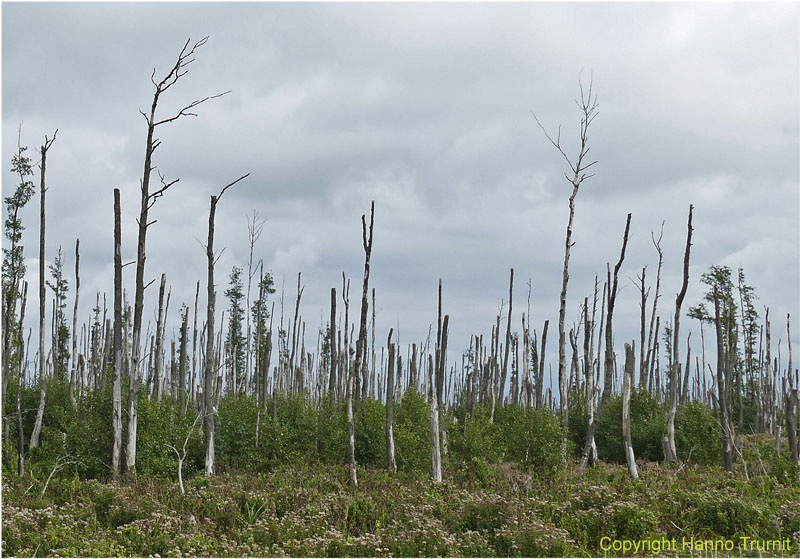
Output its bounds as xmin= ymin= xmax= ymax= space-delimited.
xmin=595 ymin=390 xmax=665 ymax=463
xmin=496 ymin=405 xmax=564 ymax=476
xmin=675 ymin=402 xmax=723 ymax=465
xmin=355 ymin=398 xmax=387 ymax=468
xmin=393 ymin=388 xmax=431 ymax=475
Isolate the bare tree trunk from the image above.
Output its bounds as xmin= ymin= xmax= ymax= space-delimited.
xmin=500 ymin=268 xmax=513 ymax=404
xmin=153 ymin=274 xmax=167 ymax=403
xmin=537 ymin=320 xmax=549 ymax=409
xmin=644 ymin=224 xmax=665 ymax=391
xmin=328 ymin=288 xmax=337 ymax=397
xmin=584 ymin=213 xmax=631 ymax=466
xmin=431 ymin=313 xmax=448 ymax=483
xmin=69 ymin=239 xmax=80 ymax=408
xmin=130 ymin=37 xmax=224 ymax=477
xmin=192 ymin=281 xmax=199 ymax=402
xmin=354 ymin=201 xmax=375 ymax=403
xmin=787 ymin=314 xmax=798 ymax=464
xmin=535 ymin=81 xmax=598 ymax=461
xmin=622 ymin=341 xmax=638 ymax=480
xmin=386 ymin=329 xmax=397 ymax=473
xmin=112 ymin=189 xmax=124 ymax=477
xmin=714 ymin=288 xmax=734 ymax=472
xmin=30 ymin=131 xmax=56 ymax=451
xmin=16 ymin=282 xmax=28 ymax=475
xmin=245 ymin=212 xmax=266 ymax=396
xmin=204 ymin=174 xmax=248 ymax=476
xmin=665 ymin=205 xmax=693 ymax=462
xmin=179 ymin=305 xmax=189 ymax=416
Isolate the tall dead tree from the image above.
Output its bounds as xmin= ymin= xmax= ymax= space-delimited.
xmin=665 ymin=205 xmax=693 ymax=462
xmin=112 ymin=189 xmax=123 ymax=477
xmin=584 ymin=212 xmax=631 ymax=466
xmin=69 ymin=239 xmax=80 ymax=408
xmin=714 ymin=287 xmax=735 ymax=471
xmin=354 ymin=201 xmax=375 ymax=403
xmin=204 ymin=174 xmax=249 ymax=476
xmin=500 ymin=268 xmax=514 ymax=404
xmin=386 ymin=329 xmax=397 ymax=473
xmin=129 ymin=37 xmax=228 ymax=475
xmin=534 ymin=78 xmax=598 ymax=459
xmin=787 ymin=314 xmax=798 ymax=465
xmin=328 ymin=287 xmax=337 ymax=397
xmin=644 ymin=224 xmax=664 ymax=390
xmin=30 ymin=130 xmax=57 ymax=451
xmin=16 ymin=282 xmax=28 ymax=475
xmin=245 ymin=211 xmax=267 ymax=395
xmin=153 ymin=274 xmax=167 ymax=402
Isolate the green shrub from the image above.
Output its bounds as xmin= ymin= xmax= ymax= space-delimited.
xmin=595 ymin=390 xmax=665 ymax=463
xmin=675 ymin=402 xmax=723 ymax=465
xmin=497 ymin=405 xmax=564 ymax=476
xmin=355 ymin=398 xmax=387 ymax=468
xmin=393 ymin=388 xmax=431 ymax=475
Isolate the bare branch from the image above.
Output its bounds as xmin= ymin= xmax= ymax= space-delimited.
xmin=153 ymin=91 xmax=231 ymax=127
xmin=216 ymin=172 xmax=250 ymax=201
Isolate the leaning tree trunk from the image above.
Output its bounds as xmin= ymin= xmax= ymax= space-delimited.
xmin=30 ymin=132 xmax=56 ymax=450
xmin=665 ymin=204 xmax=693 ymax=462
xmin=622 ymin=341 xmax=638 ymax=480
xmin=112 ymin=188 xmax=124 ymax=477
xmin=153 ymin=274 xmax=167 ymax=403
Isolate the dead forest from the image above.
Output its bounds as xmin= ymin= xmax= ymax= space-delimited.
xmin=3 ymin=37 xmax=799 ymax=495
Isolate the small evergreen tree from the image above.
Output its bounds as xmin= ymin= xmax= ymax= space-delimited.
xmin=226 ymin=266 xmax=246 ymax=393
xmin=46 ymin=246 xmax=70 ymax=378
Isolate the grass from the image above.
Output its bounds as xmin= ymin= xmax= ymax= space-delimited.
xmin=2 ymin=457 xmax=798 ymax=557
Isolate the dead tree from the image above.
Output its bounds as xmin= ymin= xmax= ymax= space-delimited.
xmin=153 ymin=274 xmax=167 ymax=402
xmin=112 ymin=188 xmax=123 ymax=477
xmin=536 ymin=320 xmax=549 ymax=408
xmin=714 ymin=287 xmax=735 ymax=471
xmin=245 ymin=211 xmax=267 ymax=395
xmin=328 ymin=288 xmax=337 ymax=398
xmin=431 ymin=315 xmax=448 ymax=483
xmin=179 ymin=305 xmax=189 ymax=416
xmin=16 ymin=282 xmax=28 ymax=475
xmin=584 ymin=212 xmax=631 ymax=466
xmin=129 ymin=37 xmax=228 ymax=476
xmin=30 ymin=130 xmax=57 ymax=451
xmin=500 ymin=268 xmax=514 ymax=404
xmin=355 ymin=201 xmax=375 ymax=403
xmin=665 ymin=205 xmax=693 ymax=462
xmin=69 ymin=239 xmax=80 ymax=408
xmin=386 ymin=329 xmax=397 ymax=473
xmin=622 ymin=341 xmax=638 ymax=480
xmin=534 ymin=78 xmax=598 ymax=459
xmin=644 ymin=224 xmax=664 ymax=390
xmin=787 ymin=314 xmax=798 ymax=465
xmin=204 ymin=174 xmax=249 ymax=476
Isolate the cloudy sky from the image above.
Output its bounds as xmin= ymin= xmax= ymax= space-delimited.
xmin=3 ymin=2 xmax=799 ymax=387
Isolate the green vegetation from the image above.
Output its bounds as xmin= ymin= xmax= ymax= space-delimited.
xmin=3 ymin=377 xmax=799 ymax=557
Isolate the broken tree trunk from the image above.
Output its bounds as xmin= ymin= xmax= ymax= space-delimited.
xmin=622 ymin=341 xmax=638 ymax=480
xmin=665 ymin=204 xmax=693 ymax=462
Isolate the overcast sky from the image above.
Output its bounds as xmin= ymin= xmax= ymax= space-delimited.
xmin=3 ymin=2 xmax=799 ymax=388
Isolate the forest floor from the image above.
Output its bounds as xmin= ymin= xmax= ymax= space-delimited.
xmin=2 ymin=456 xmax=799 ymax=558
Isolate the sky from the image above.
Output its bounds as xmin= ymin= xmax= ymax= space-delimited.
xmin=3 ymin=2 xmax=799 ymax=390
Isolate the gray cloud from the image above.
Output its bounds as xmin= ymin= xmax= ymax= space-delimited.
xmin=3 ymin=2 xmax=798 ymax=386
